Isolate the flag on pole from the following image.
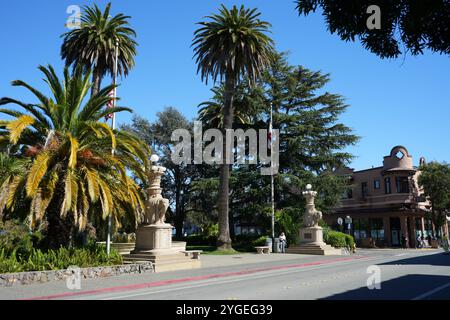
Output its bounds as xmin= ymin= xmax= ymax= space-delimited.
xmin=105 ymin=89 xmax=115 ymax=120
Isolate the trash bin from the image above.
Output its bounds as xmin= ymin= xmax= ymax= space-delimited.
xmin=273 ymin=238 xmax=280 ymax=253
xmin=265 ymin=237 xmax=273 ymax=253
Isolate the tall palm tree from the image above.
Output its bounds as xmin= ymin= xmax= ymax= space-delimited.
xmin=0 ymin=152 xmax=29 ymax=220
xmin=61 ymin=2 xmax=137 ymax=97
xmin=0 ymin=65 xmax=149 ymax=249
xmin=193 ymin=5 xmax=274 ymax=249
xmin=198 ymin=84 xmax=259 ymax=129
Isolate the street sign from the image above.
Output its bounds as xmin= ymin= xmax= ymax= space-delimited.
xmin=337 ymin=218 xmax=343 ymax=225
xmin=345 ymin=216 xmax=352 ymax=224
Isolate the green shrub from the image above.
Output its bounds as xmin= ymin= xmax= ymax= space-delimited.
xmin=0 ymin=221 xmax=44 ymax=258
xmin=344 ymin=234 xmax=355 ymax=250
xmin=0 ymin=243 xmax=123 ymax=274
xmin=325 ymin=231 xmax=355 ymax=249
xmin=251 ymin=236 xmax=268 ymax=247
xmin=204 ymin=224 xmax=219 ymax=237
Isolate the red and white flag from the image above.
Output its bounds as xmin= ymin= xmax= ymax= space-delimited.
xmin=105 ymin=89 xmax=115 ymax=120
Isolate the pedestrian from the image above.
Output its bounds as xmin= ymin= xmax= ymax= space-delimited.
xmin=279 ymin=232 xmax=287 ymax=253
xmin=417 ymin=234 xmax=423 ymax=248
xmin=401 ymin=235 xmax=407 ymax=248
xmin=427 ymin=234 xmax=432 ymax=246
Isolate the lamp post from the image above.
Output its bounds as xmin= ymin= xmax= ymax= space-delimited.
xmin=106 ymin=38 xmax=119 ymax=256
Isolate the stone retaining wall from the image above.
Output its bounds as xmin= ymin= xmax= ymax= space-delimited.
xmin=0 ymin=262 xmax=154 ymax=287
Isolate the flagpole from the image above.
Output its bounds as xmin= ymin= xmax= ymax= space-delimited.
xmin=270 ymin=103 xmax=275 ymax=252
xmin=106 ymin=39 xmax=119 ymax=256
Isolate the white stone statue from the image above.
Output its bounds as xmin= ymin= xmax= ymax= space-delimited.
xmin=302 ymin=184 xmax=322 ymax=227
xmin=142 ymin=157 xmax=169 ymax=226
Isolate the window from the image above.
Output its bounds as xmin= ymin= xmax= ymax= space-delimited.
xmin=395 ymin=150 xmax=405 ymax=159
xmin=374 ymin=179 xmax=381 ymax=190
xmin=353 ymin=218 xmax=384 ymax=241
xmin=384 ymin=177 xmax=392 ymax=194
xmin=396 ymin=177 xmax=409 ymax=193
xmin=361 ymin=182 xmax=369 ymax=198
xmin=342 ymin=188 xmax=353 ymax=199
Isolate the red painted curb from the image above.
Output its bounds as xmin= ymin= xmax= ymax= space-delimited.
xmin=23 ymin=256 xmax=367 ymax=300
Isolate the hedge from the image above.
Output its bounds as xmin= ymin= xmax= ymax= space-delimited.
xmin=324 ymin=231 xmax=355 ymax=249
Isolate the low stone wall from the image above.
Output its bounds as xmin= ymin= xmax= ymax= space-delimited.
xmin=0 ymin=262 xmax=154 ymax=287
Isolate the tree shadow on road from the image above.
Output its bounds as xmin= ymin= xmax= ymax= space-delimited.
xmin=380 ymin=252 xmax=450 ymax=267
xmin=321 ymin=274 xmax=450 ymax=300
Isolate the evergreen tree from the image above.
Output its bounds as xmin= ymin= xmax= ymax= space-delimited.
xmin=122 ymin=108 xmax=199 ymax=238
xmin=213 ymin=53 xmax=359 ymax=243
xmin=418 ymin=162 xmax=450 ymax=237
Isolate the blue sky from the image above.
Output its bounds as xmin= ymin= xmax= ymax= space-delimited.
xmin=1 ymin=0 xmax=449 ymax=170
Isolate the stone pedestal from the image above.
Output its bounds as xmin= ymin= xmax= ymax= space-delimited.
xmin=287 ymin=226 xmax=341 ymax=255
xmin=286 ymin=226 xmax=342 ymax=256
xmin=299 ymin=227 xmax=324 ymax=245
xmin=286 ymin=184 xmax=341 ymax=256
xmin=124 ymin=162 xmax=201 ymax=272
xmin=133 ymin=224 xmax=173 ymax=254
xmin=127 ymin=224 xmax=201 ymax=271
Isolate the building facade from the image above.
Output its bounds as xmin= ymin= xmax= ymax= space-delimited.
xmin=324 ymin=146 xmax=450 ymax=248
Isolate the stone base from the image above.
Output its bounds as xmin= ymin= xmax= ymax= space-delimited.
xmin=127 ymin=225 xmax=200 ymax=272
xmin=123 ymin=252 xmax=201 ymax=272
xmin=133 ymin=223 xmax=173 ymax=253
xmin=299 ymin=226 xmax=324 ymax=245
xmin=286 ymin=243 xmax=342 ymax=255
xmin=286 ymin=226 xmax=342 ymax=255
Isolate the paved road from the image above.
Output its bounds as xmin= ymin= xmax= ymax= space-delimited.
xmin=1 ymin=249 xmax=449 ymax=300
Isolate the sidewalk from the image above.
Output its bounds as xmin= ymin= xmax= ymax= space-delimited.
xmin=200 ymin=253 xmax=318 ymax=269
xmin=0 ymin=252 xmax=347 ymax=300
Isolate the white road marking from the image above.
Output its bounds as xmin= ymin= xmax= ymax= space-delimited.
xmin=394 ymin=253 xmax=409 ymax=257
xmin=412 ymin=281 xmax=450 ymax=300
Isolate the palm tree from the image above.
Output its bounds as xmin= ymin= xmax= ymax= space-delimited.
xmin=61 ymin=2 xmax=137 ymax=97
xmin=192 ymin=5 xmax=274 ymax=249
xmin=0 ymin=65 xmax=149 ymax=249
xmin=198 ymin=84 xmax=259 ymax=129
xmin=0 ymin=152 xmax=29 ymax=220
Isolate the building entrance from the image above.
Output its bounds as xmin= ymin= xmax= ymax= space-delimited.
xmin=390 ymin=217 xmax=401 ymax=247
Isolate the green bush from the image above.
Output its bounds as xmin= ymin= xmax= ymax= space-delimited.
xmin=251 ymin=236 xmax=268 ymax=247
xmin=0 ymin=243 xmax=123 ymax=274
xmin=204 ymin=224 xmax=219 ymax=237
xmin=325 ymin=231 xmax=355 ymax=249
xmin=0 ymin=221 xmax=43 ymax=258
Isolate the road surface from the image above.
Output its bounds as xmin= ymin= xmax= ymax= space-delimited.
xmin=1 ymin=249 xmax=449 ymax=300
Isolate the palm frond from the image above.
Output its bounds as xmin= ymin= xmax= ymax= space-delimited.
xmin=26 ymin=152 xmax=50 ymax=197
xmin=6 ymin=115 xmax=35 ymax=144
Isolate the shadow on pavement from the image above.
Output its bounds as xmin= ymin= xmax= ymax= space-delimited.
xmin=380 ymin=252 xmax=450 ymax=267
xmin=321 ymin=274 xmax=450 ymax=300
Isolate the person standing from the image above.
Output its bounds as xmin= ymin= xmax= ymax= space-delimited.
xmin=417 ymin=233 xmax=423 ymax=248
xmin=279 ymin=232 xmax=287 ymax=253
